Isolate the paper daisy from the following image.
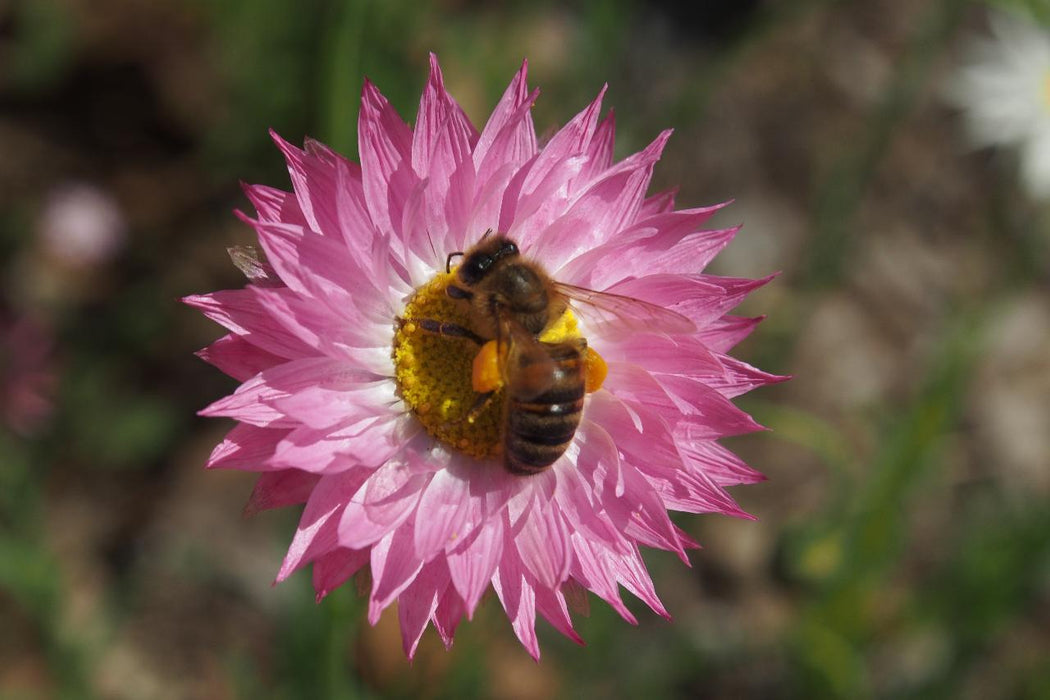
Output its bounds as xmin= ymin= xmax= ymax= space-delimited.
xmin=945 ymin=11 xmax=1050 ymax=199
xmin=187 ymin=54 xmax=783 ymax=659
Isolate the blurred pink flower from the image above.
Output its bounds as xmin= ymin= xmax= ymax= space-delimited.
xmin=187 ymin=55 xmax=783 ymax=658
xmin=38 ymin=182 xmax=125 ymax=266
xmin=1 ymin=314 xmax=57 ymax=437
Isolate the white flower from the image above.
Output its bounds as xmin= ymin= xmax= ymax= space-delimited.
xmin=945 ymin=11 xmax=1050 ymax=199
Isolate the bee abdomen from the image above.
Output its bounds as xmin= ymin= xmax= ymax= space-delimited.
xmin=503 ymin=394 xmax=585 ymax=475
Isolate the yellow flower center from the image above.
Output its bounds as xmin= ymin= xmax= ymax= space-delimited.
xmin=393 ymin=270 xmax=582 ymax=459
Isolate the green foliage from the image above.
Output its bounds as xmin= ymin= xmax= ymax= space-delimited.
xmin=5 ymin=0 xmax=73 ymax=91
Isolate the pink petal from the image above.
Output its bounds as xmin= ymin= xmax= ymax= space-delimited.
xmin=553 ymin=460 xmax=627 ymax=553
xmin=271 ymin=418 xmax=375 ymax=473
xmin=446 ymin=517 xmax=503 ymax=617
xmin=571 ymin=415 xmax=623 ymax=501
xmin=535 ymin=584 xmax=584 ymax=645
xmin=697 ymin=315 xmax=766 ymax=353
xmin=338 ymin=459 xmax=429 ymax=550
xmin=358 ymin=79 xmax=417 ymax=242
xmin=686 ymin=353 xmax=790 ymax=398
xmin=605 ymin=459 xmax=690 ymax=563
xmin=413 ymin=467 xmax=472 ymax=562
xmin=492 ymin=546 xmax=540 ymax=660
xmin=244 ymin=469 xmax=321 ymax=515
xmin=398 ymin=557 xmax=451 ymax=659
xmin=206 ymin=423 xmax=289 ymax=471
xmin=503 ymin=154 xmax=587 ymax=244
xmin=675 ymin=432 xmax=767 ymax=487
xmin=330 ymin=149 xmax=378 ymax=268
xmin=601 ymin=362 xmax=681 ymax=422
xmin=196 ymin=334 xmax=284 ymax=382
xmin=312 ymin=547 xmax=370 ymax=601
xmin=530 ymin=130 xmax=671 ymax=267
xmin=431 ymin=584 xmax=467 ymax=650
xmin=276 ymin=468 xmax=371 ymax=581
xmin=525 ymin=84 xmax=606 ymax=189
xmin=554 ymin=210 xmax=734 ymax=288
xmin=273 ymin=375 xmax=395 ymax=431
xmin=569 ymin=535 xmax=637 ymax=624
xmin=514 ymin=498 xmax=571 ymax=591
xmin=639 ymin=187 xmax=678 ymax=217
xmin=616 ymin=544 xmax=671 ymax=619
xmin=246 ymin=217 xmax=390 ymax=324
xmin=653 ymin=373 xmax=765 ymax=437
xmin=587 ymin=391 xmax=750 ymax=517
xmin=573 ymin=109 xmax=615 ymax=189
xmin=247 ymin=285 xmax=393 ymax=376
xmin=242 ymin=182 xmax=308 ymax=227
xmin=270 ymin=131 xmax=346 ymax=239
xmin=272 ymin=414 xmax=418 ymax=474
xmin=199 ymin=377 xmax=295 ymax=429
xmin=608 ymin=273 xmax=777 ymax=328
xmin=473 ymin=59 xmax=537 ymax=178
xmin=369 ymin=523 xmax=424 ymax=623
xmin=598 ymin=333 xmax=723 ymax=378
xmin=202 ymin=357 xmax=388 ymax=430
xmin=412 ymin=55 xmax=479 ymax=256
xmin=183 ymin=290 xmax=314 ymax=361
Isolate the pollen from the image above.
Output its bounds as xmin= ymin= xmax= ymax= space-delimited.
xmin=393 ymin=270 xmax=584 ymax=459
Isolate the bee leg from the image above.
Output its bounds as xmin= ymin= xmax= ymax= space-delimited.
xmin=446 ymin=284 xmax=472 ymax=300
xmin=464 ymin=391 xmax=496 ymax=424
xmin=414 ymin=318 xmax=485 ymax=345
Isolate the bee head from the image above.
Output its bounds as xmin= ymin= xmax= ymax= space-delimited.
xmin=457 ymin=236 xmax=519 ymax=285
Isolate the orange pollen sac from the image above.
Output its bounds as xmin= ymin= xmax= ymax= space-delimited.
xmin=583 ymin=346 xmax=607 ymax=393
xmin=472 ymin=340 xmax=504 ymax=394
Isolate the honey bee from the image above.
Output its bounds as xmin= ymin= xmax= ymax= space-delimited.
xmin=424 ymin=232 xmax=694 ymax=475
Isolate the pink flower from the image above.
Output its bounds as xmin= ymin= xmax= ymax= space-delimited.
xmin=1 ymin=313 xmax=56 ymax=437
xmin=187 ymin=54 xmax=784 ymax=659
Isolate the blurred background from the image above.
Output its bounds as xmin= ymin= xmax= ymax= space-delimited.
xmin=2 ymin=0 xmax=1049 ymax=697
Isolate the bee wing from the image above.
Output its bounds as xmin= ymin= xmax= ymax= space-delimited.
xmin=227 ymin=245 xmax=282 ymax=287
xmin=555 ymin=282 xmax=696 ymax=335
xmin=500 ymin=316 xmax=558 ymax=399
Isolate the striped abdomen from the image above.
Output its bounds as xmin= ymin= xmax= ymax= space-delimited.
xmin=503 ymin=341 xmax=586 ymax=475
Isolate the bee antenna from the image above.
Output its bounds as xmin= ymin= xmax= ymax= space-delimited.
xmin=424 ymin=229 xmax=440 ymax=267
xmin=446 ymin=251 xmax=463 ymax=273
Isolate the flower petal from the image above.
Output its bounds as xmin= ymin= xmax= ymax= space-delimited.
xmin=338 ymin=458 xmax=429 ymax=550
xmin=474 ymin=59 xmax=537 ymax=178
xmin=514 ymin=497 xmax=571 ymax=591
xmin=196 ymin=333 xmax=284 ymax=382
xmin=206 ymin=423 xmax=289 ymax=471
xmin=276 ymin=468 xmax=370 ymax=581
xmin=358 ymin=79 xmax=418 ymax=243
xmin=183 ymin=290 xmax=313 ymax=361
xmin=244 ymin=469 xmax=321 ymax=515
xmin=446 ymin=516 xmax=503 ymax=617
xmin=413 ymin=467 xmax=472 ymax=563
xmin=312 ymin=547 xmax=370 ymax=601
xmin=492 ymin=536 xmax=541 ymax=660
xmin=369 ymin=523 xmax=425 ymax=623
xmin=398 ymin=557 xmax=449 ymax=659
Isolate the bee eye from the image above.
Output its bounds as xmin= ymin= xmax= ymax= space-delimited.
xmin=461 ymin=255 xmax=493 ymax=283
